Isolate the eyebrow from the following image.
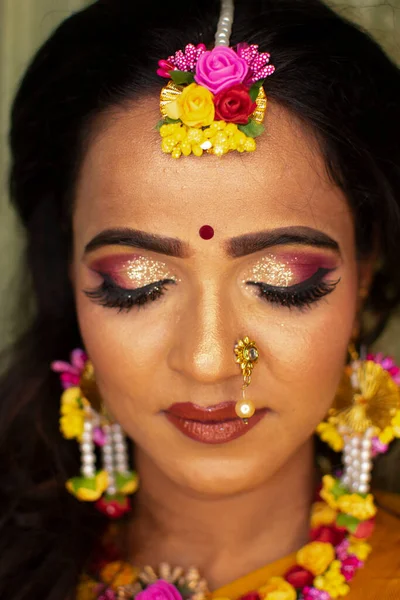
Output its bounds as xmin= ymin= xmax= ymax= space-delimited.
xmin=84 ymin=225 xmax=340 ymax=259
xmin=84 ymin=228 xmax=190 ymax=258
xmin=226 ymin=226 xmax=340 ymax=258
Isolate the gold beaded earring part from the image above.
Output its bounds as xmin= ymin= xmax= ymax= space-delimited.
xmin=234 ymin=337 xmax=259 ymax=423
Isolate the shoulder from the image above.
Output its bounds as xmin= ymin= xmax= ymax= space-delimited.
xmin=348 ymin=493 xmax=400 ymax=599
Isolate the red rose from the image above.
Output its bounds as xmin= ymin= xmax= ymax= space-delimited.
xmin=284 ymin=565 xmax=314 ymax=588
xmin=214 ymin=84 xmax=257 ymax=124
xmin=310 ymin=525 xmax=346 ymax=546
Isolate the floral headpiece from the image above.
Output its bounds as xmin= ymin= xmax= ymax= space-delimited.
xmin=157 ymin=0 xmax=275 ymax=158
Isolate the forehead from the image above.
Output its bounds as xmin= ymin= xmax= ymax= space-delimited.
xmin=74 ymin=99 xmax=352 ymax=244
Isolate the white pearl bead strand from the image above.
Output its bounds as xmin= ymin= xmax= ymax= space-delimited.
xmin=215 ymin=0 xmax=235 ymax=47
xmin=102 ymin=424 xmax=117 ymax=496
xmin=341 ymin=427 xmax=373 ymax=494
xmin=111 ymin=423 xmax=130 ymax=476
xmin=80 ymin=417 xmax=96 ymax=480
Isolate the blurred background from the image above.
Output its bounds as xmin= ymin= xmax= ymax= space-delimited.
xmin=0 ymin=0 xmax=399 ymax=353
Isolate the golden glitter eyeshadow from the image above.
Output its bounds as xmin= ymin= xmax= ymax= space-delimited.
xmin=121 ymin=257 xmax=178 ymax=287
xmin=243 ymin=255 xmax=296 ymax=287
xmin=90 ymin=254 xmax=179 ymax=288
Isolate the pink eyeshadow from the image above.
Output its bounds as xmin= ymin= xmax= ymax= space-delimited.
xmin=88 ymin=253 xmax=176 ymax=288
xmin=245 ymin=252 xmax=339 ymax=287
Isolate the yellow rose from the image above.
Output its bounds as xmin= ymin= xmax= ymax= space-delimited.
xmin=311 ymin=502 xmax=337 ymax=528
xmin=259 ymin=577 xmax=296 ymax=600
xmin=61 ymin=387 xmax=82 ymax=414
xmin=60 ymin=409 xmax=85 ymax=439
xmin=320 ymin=475 xmax=339 ymax=510
xmin=297 ymin=542 xmax=335 ymax=576
xmin=314 ymin=561 xmax=350 ymax=598
xmin=165 ymin=83 xmax=215 ymax=128
xmin=101 ymin=561 xmax=139 ymax=589
xmin=348 ymin=539 xmax=372 ymax=560
xmin=336 ymin=493 xmax=377 ymax=520
xmin=316 ymin=422 xmax=344 ymax=452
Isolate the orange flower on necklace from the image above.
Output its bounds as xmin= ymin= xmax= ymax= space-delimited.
xmin=297 ymin=541 xmax=335 ymax=576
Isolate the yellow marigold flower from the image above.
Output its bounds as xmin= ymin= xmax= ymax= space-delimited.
xmin=314 ymin=560 xmax=350 ymax=598
xmin=165 ymin=83 xmax=215 ymax=128
xmin=379 ymin=426 xmax=395 ymax=445
xmin=297 ymin=541 xmax=335 ymax=576
xmin=100 ymin=561 xmax=139 ymax=589
xmin=311 ymin=502 xmax=337 ymax=528
xmin=348 ymin=539 xmax=372 ymax=560
xmin=60 ymin=409 xmax=85 ymax=440
xmin=76 ymin=577 xmax=98 ymax=600
xmin=316 ymin=421 xmax=344 ymax=452
xmin=60 ymin=387 xmax=81 ymax=415
xmin=320 ymin=475 xmax=339 ymax=510
xmin=336 ymin=493 xmax=377 ymax=520
xmin=259 ymin=576 xmax=296 ymax=600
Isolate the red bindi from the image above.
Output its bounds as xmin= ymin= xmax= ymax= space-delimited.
xmin=199 ymin=225 xmax=215 ymax=240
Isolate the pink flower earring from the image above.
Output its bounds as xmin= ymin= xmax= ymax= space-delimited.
xmin=51 ymin=349 xmax=138 ymax=518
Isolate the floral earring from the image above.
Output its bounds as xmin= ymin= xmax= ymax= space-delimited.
xmin=317 ymin=346 xmax=400 ymax=495
xmin=51 ymin=349 xmax=138 ymax=518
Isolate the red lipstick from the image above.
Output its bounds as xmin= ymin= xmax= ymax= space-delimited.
xmin=165 ymin=402 xmax=268 ymax=444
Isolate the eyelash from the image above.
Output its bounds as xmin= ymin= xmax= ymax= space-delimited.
xmin=247 ymin=268 xmax=340 ymax=309
xmin=84 ymin=275 xmax=176 ymax=312
xmin=85 ymin=268 xmax=339 ymax=312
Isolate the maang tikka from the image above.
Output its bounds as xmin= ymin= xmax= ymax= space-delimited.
xmin=156 ymin=0 xmax=275 ymax=158
xmin=234 ymin=336 xmax=259 ymax=422
xmin=52 ymin=349 xmax=138 ymax=518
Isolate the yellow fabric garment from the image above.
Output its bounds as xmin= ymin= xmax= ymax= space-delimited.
xmin=211 ymin=491 xmax=400 ymax=600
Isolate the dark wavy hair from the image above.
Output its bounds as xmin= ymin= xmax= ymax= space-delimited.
xmin=1 ymin=0 xmax=400 ymax=598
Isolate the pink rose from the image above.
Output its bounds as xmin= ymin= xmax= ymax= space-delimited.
xmin=195 ymin=47 xmax=249 ymax=94
xmin=136 ymin=581 xmax=182 ymax=600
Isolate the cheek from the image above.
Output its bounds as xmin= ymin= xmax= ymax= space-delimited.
xmin=75 ymin=282 xmax=174 ymax=415
xmin=253 ymin=270 xmax=358 ymax=437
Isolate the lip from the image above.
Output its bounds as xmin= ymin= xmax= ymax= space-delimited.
xmin=165 ymin=402 xmax=269 ymax=444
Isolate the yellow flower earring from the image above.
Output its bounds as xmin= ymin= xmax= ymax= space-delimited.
xmin=234 ymin=336 xmax=259 ymax=422
xmin=52 ymin=349 xmax=138 ymax=518
xmin=317 ymin=344 xmax=400 ymax=494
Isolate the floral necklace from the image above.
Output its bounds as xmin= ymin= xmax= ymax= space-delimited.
xmin=78 ymin=474 xmax=376 ymax=600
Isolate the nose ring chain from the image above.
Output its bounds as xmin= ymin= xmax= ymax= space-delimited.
xmin=234 ymin=337 xmax=259 ymax=423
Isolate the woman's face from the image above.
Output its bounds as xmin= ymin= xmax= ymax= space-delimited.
xmin=72 ymin=101 xmax=359 ymax=497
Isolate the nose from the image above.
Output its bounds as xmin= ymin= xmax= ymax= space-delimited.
xmin=167 ymin=286 xmax=239 ymax=385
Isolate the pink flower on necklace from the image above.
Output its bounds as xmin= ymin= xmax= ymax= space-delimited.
xmin=51 ymin=348 xmax=87 ymax=389
xmin=303 ymin=587 xmax=332 ymax=600
xmin=136 ymin=580 xmax=183 ymax=600
xmin=336 ymin=539 xmax=350 ymax=561
xmin=341 ymin=555 xmax=364 ymax=582
xmin=236 ymin=43 xmax=275 ymax=84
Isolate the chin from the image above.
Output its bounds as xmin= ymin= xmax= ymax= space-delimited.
xmin=158 ymin=452 xmax=283 ymax=498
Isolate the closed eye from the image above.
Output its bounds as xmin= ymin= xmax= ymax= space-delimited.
xmin=247 ymin=268 xmax=340 ymax=309
xmin=84 ymin=275 xmax=176 ymax=312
